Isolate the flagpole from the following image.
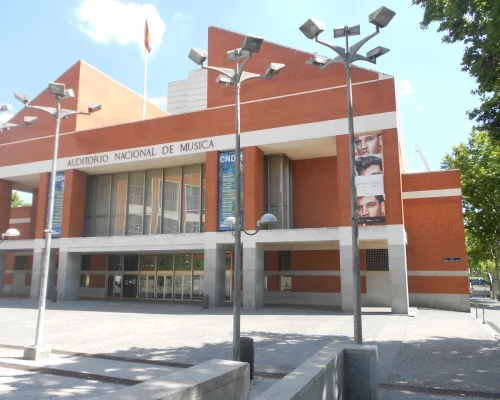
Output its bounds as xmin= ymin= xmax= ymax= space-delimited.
xmin=142 ymin=44 xmax=148 ymax=120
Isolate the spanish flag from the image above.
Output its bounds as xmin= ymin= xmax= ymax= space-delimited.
xmin=145 ymin=19 xmax=152 ymax=53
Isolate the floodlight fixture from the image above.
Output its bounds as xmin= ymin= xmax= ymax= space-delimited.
xmin=14 ymin=92 xmax=29 ymax=105
xmin=48 ymin=82 xmax=66 ymax=96
xmin=306 ymin=53 xmax=329 ymax=67
xmin=216 ymin=75 xmax=232 ymax=85
xmin=242 ymin=35 xmax=264 ymax=53
xmin=369 ymin=6 xmax=396 ymax=28
xmin=265 ymin=63 xmax=285 ymax=78
xmin=299 ymin=17 xmax=325 ymax=39
xmin=0 ymin=104 xmax=12 ymax=112
xmin=334 ymin=27 xmax=346 ymax=38
xmin=63 ymin=89 xmax=75 ymax=99
xmin=227 ymin=49 xmax=251 ymax=61
xmin=88 ymin=103 xmax=102 ymax=114
xmin=366 ymin=46 xmax=390 ymax=61
xmin=24 ymin=116 xmax=38 ymax=126
xmin=188 ymin=48 xmax=208 ymax=65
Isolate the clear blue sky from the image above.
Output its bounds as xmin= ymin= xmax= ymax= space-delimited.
xmin=0 ymin=0 xmax=478 ymax=203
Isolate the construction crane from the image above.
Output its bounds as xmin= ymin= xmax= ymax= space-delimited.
xmin=415 ymin=144 xmax=431 ymax=172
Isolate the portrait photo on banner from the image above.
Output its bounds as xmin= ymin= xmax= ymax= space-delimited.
xmin=354 ymin=133 xmax=386 ymax=223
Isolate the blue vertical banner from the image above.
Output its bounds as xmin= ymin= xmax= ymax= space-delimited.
xmin=218 ymin=151 xmax=243 ymax=231
xmin=46 ymin=172 xmax=65 ymax=238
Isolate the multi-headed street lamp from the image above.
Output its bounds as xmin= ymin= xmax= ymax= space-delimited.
xmin=189 ymin=36 xmax=284 ymax=361
xmin=299 ymin=6 xmax=396 ymax=344
xmin=0 ymin=103 xmax=38 ymax=132
xmin=14 ymin=83 xmax=101 ymax=360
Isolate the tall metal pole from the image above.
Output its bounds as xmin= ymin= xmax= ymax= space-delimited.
xmin=344 ymin=31 xmax=363 ymax=345
xmin=232 ymin=60 xmax=242 ymax=361
xmin=35 ymin=95 xmax=61 ymax=346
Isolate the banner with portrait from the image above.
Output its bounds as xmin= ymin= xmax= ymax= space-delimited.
xmin=354 ymin=133 xmax=385 ymax=223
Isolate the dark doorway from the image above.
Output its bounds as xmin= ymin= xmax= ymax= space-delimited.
xmin=123 ymin=275 xmax=138 ymax=298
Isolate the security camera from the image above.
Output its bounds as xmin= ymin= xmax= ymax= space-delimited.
xmin=265 ymin=63 xmax=285 ymax=78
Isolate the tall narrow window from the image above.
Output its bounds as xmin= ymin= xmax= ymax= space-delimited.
xmin=163 ymin=167 xmax=182 ymax=233
xmin=110 ymin=173 xmax=128 ymax=236
xmin=127 ymin=171 xmax=145 ymax=235
xmin=182 ymin=165 xmax=202 ymax=233
xmin=265 ymin=155 xmax=293 ymax=229
xmin=84 ymin=176 xmax=96 ymax=236
xmin=95 ymin=175 xmax=111 ymax=236
xmin=144 ymin=169 xmax=163 ymax=235
xmin=201 ymin=165 xmax=206 ymax=232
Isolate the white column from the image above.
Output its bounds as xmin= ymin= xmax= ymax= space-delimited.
xmin=0 ymin=251 xmax=6 ymax=295
xmin=387 ymin=225 xmax=409 ymax=314
xmin=340 ymin=226 xmax=354 ymax=312
xmin=243 ymin=244 xmax=264 ymax=309
xmin=204 ymin=247 xmax=225 ymax=308
xmin=30 ymin=249 xmax=43 ymax=299
xmin=57 ymin=252 xmax=82 ymax=301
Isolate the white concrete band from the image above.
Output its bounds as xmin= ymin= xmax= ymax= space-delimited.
xmin=9 ymin=218 xmax=31 ymax=224
xmin=402 ymin=188 xmax=461 ymax=199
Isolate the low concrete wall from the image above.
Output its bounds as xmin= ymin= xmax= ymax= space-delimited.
xmin=409 ymin=293 xmax=470 ymax=312
xmin=256 ymin=343 xmax=377 ymax=400
xmin=91 ymin=359 xmax=249 ymax=400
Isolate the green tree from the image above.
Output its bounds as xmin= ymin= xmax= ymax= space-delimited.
xmin=412 ymin=0 xmax=500 ymax=140
xmin=442 ymin=130 xmax=500 ymax=287
xmin=11 ymin=191 xmax=30 ymax=208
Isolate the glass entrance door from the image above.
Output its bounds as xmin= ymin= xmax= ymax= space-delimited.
xmin=107 ymin=275 xmax=122 ymax=298
xmin=156 ymin=274 xmax=173 ymax=300
xmin=139 ymin=275 xmax=155 ymax=299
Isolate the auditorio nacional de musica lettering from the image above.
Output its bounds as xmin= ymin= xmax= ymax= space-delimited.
xmin=0 ymin=27 xmax=469 ymax=313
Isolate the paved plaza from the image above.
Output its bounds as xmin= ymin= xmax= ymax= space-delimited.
xmin=0 ymin=298 xmax=499 ymax=399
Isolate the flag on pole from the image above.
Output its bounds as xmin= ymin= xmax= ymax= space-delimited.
xmin=145 ymin=20 xmax=152 ymax=53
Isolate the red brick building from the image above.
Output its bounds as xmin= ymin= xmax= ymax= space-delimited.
xmin=0 ymin=27 xmax=469 ymax=312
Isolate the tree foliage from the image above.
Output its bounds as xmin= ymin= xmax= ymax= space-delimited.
xmin=412 ymin=0 xmax=500 ymax=140
xmin=442 ymin=130 xmax=500 ymax=282
xmin=11 ymin=191 xmax=30 ymax=208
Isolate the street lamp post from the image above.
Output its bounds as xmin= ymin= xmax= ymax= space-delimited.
xmin=0 ymin=228 xmax=20 ymax=243
xmin=0 ymin=103 xmax=38 ymax=132
xmin=189 ymin=38 xmax=284 ymax=361
xmin=14 ymin=83 xmax=101 ymax=360
xmin=299 ymin=6 xmax=396 ymax=345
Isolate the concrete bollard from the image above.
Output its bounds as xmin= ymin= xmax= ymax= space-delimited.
xmin=240 ymin=337 xmax=254 ymax=380
xmin=476 ymin=304 xmax=478 ymax=318
xmin=483 ymin=306 xmax=486 ymax=324
xmin=201 ymin=294 xmax=209 ymax=309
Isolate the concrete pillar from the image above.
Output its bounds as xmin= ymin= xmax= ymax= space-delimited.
xmin=0 ymin=252 xmax=6 ymax=295
xmin=340 ymin=226 xmax=354 ymax=312
xmin=243 ymin=146 xmax=264 ymax=231
xmin=30 ymin=249 xmax=57 ymax=299
xmin=243 ymin=244 xmax=264 ymax=309
xmin=387 ymin=225 xmax=409 ymax=314
xmin=204 ymin=247 xmax=225 ymax=307
xmin=57 ymin=252 xmax=82 ymax=301
xmin=62 ymin=169 xmax=87 ymax=238
xmin=0 ymin=179 xmax=13 ymax=235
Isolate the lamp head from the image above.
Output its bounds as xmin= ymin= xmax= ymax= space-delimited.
xmin=62 ymin=89 xmax=75 ymax=99
xmin=0 ymin=104 xmax=12 ymax=112
xmin=369 ymin=6 xmax=396 ymax=28
xmin=188 ymin=48 xmax=208 ymax=66
xmin=3 ymin=228 xmax=20 ymax=237
xmin=88 ymin=103 xmax=102 ymax=114
xmin=366 ymin=46 xmax=390 ymax=62
xmin=334 ymin=25 xmax=360 ymax=38
xmin=14 ymin=92 xmax=30 ymax=105
xmin=227 ymin=48 xmax=251 ymax=61
xmin=299 ymin=17 xmax=325 ymax=39
xmin=242 ymin=35 xmax=264 ymax=53
xmin=216 ymin=75 xmax=232 ymax=86
xmin=265 ymin=63 xmax=285 ymax=78
xmin=306 ymin=53 xmax=329 ymax=67
xmin=24 ymin=116 xmax=38 ymax=126
xmin=49 ymin=82 xmax=66 ymax=96
xmin=223 ymin=216 xmax=236 ymax=226
xmin=259 ymin=213 xmax=277 ymax=225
